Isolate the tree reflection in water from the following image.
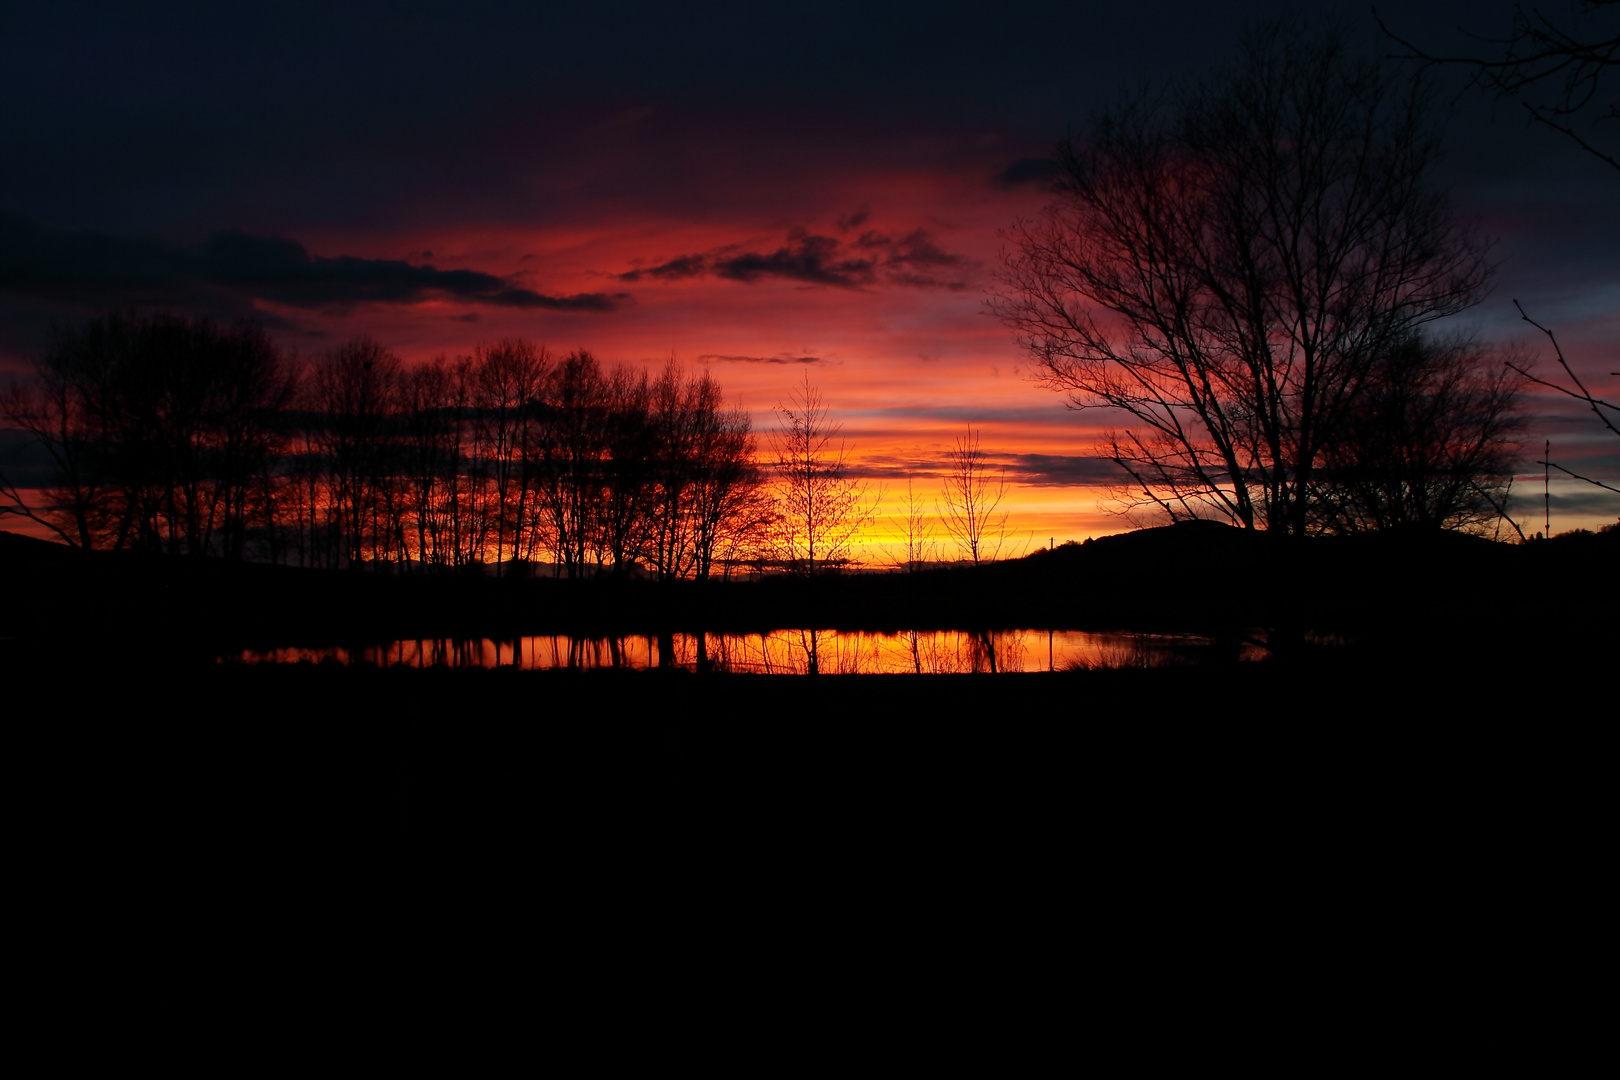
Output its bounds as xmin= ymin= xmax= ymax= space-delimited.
xmin=224 ymin=629 xmax=1269 ymax=673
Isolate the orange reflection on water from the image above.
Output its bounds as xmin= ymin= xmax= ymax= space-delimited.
xmin=222 ymin=629 xmax=1269 ymax=674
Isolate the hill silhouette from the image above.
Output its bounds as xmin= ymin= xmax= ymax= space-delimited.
xmin=3 ymin=521 xmax=1613 ymax=668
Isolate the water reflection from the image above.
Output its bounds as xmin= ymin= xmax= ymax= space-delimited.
xmin=222 ymin=628 xmax=1269 ymax=673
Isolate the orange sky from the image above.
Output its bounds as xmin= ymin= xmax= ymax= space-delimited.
xmin=10 ymin=154 xmax=1612 ymax=553
xmin=249 ymin=169 xmax=1145 ymax=556
xmin=230 ymin=159 xmax=1613 ymax=550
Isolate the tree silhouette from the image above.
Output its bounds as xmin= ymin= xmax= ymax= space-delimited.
xmin=308 ymin=337 xmax=401 ymax=569
xmin=5 ymin=314 xmax=777 ymax=577
xmin=596 ymin=363 xmax=654 ymax=577
xmin=1376 ymin=6 xmax=1617 ymax=530
xmin=3 ymin=312 xmax=291 ymax=556
xmin=397 ymin=355 xmax=464 ymax=570
xmin=535 ymin=350 xmax=608 ymax=578
xmin=995 ymin=22 xmax=1492 ymax=537
xmin=769 ymin=372 xmax=875 ymax=576
xmin=1312 ymin=333 xmax=1529 ymax=534
xmin=475 ymin=339 xmax=548 ymax=571
xmin=683 ymin=370 xmax=766 ymax=581
xmin=3 ymin=321 xmax=123 ymax=548
xmin=891 ymin=472 xmax=936 ymax=573
xmin=646 ymin=359 xmax=704 ymax=581
xmin=1377 ymin=1 xmax=1619 ymax=172
xmin=940 ymin=426 xmax=1010 ymax=565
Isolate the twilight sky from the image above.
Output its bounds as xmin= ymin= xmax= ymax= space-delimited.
xmin=3 ymin=0 xmax=1616 ymax=547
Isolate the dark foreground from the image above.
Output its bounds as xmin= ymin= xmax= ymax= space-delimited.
xmin=6 ymin=524 xmax=1610 ymax=1045
xmin=15 ymin=654 xmax=1606 ymax=872
xmin=4 ymin=520 xmax=1615 ymax=650
xmin=9 ymin=656 xmax=1608 ymax=1056
xmin=6 ymin=519 xmax=1610 ymax=902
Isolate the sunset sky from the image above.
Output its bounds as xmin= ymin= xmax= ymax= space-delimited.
xmin=3 ymin=0 xmax=1616 ymax=552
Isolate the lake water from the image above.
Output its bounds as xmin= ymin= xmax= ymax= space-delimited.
xmin=221 ymin=628 xmax=1270 ymax=673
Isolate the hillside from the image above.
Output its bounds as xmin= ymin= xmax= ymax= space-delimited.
xmin=3 ymin=522 xmax=1612 ymax=667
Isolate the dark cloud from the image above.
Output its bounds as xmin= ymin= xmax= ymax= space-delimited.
xmin=617 ymin=254 xmax=710 ymax=283
xmin=883 ymin=229 xmax=970 ymax=289
xmin=697 ymin=353 xmax=822 ymax=365
xmin=618 ymin=225 xmax=970 ymax=290
xmin=861 ymin=404 xmax=1081 ymax=427
xmin=853 ymin=451 xmax=1120 ymax=487
xmin=887 ymin=229 xmax=960 ymax=268
xmin=1547 ymin=488 xmax=1620 ymax=517
xmin=714 ymin=231 xmax=877 ymax=286
xmin=0 ymin=216 xmax=620 ymax=314
xmin=1004 ymin=453 xmax=1125 ymax=487
xmin=992 ymin=157 xmax=1061 ymax=190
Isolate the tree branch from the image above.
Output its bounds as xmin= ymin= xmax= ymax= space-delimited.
xmin=1538 ymin=458 xmax=1620 ymax=496
xmin=1513 ymin=300 xmax=1620 ymax=437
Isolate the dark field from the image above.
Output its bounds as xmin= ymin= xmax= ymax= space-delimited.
xmin=6 ymin=522 xmax=1610 ymax=952
xmin=10 ymin=598 xmax=1608 ymax=1049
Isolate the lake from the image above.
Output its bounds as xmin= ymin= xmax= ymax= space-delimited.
xmin=221 ymin=628 xmax=1270 ymax=673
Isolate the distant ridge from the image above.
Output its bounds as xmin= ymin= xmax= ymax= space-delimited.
xmin=1 ymin=524 xmax=1612 ymax=666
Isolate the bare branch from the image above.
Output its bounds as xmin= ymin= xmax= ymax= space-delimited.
xmin=0 ymin=471 xmax=78 ymax=546
xmin=1512 ymin=300 xmax=1620 ymax=437
xmin=1539 ymin=459 xmax=1620 ymax=496
xmin=1376 ymin=2 xmax=1620 ymax=173
xmin=1471 ymin=479 xmax=1528 ymax=542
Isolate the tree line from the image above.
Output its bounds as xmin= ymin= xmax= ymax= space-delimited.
xmin=1 ymin=313 xmax=771 ymax=578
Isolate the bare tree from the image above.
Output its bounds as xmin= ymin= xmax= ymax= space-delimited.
xmin=890 ymin=472 xmax=936 ymax=572
xmin=769 ymin=371 xmax=875 ymax=576
xmin=3 ymin=313 xmax=290 ymax=557
xmin=207 ymin=323 xmax=294 ymax=561
xmin=685 ymin=371 xmax=765 ymax=581
xmin=939 ymin=427 xmax=1011 ymax=565
xmin=535 ymin=350 xmax=608 ymax=578
xmin=1312 ymin=333 xmax=1530 ymax=534
xmin=398 ymin=355 xmax=461 ymax=569
xmin=2 ymin=327 xmax=121 ymax=548
xmin=3 ymin=313 xmax=785 ymax=580
xmin=646 ymin=359 xmax=701 ymax=581
xmin=634 ymin=364 xmax=772 ymax=581
xmin=309 ymin=337 xmax=400 ymax=569
xmin=709 ymin=476 xmax=775 ymax=580
xmin=1377 ymin=1 xmax=1619 ymax=172
xmin=995 ymin=22 xmax=1492 ymax=537
xmin=474 ymin=339 xmax=548 ymax=570
xmin=598 ymin=362 xmax=653 ymax=575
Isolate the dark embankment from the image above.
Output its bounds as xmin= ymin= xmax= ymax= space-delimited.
xmin=2 ymin=520 xmax=1613 ymax=666
xmin=9 ymin=534 xmax=1606 ymax=1001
